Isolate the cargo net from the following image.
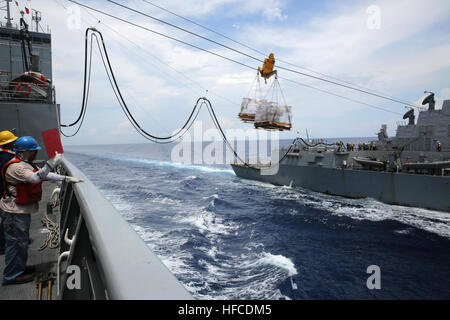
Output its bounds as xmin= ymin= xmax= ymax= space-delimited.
xmin=255 ymin=76 xmax=291 ymax=131
xmin=238 ymin=72 xmax=262 ymax=122
xmin=239 ymin=73 xmax=292 ymax=131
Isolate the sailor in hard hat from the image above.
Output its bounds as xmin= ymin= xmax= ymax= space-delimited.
xmin=0 ymin=136 xmax=83 ymax=285
xmin=0 ymin=131 xmax=19 ymax=256
xmin=436 ymin=141 xmax=442 ymax=152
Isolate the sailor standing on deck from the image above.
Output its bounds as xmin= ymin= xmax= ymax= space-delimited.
xmin=0 ymin=136 xmax=83 ymax=285
xmin=0 ymin=131 xmax=19 ymax=256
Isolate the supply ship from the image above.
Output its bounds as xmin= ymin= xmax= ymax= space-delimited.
xmin=0 ymin=3 xmax=192 ymax=300
xmin=232 ymin=95 xmax=450 ymax=212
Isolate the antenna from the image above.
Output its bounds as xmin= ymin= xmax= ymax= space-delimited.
xmin=32 ymin=9 xmax=41 ymax=32
xmin=422 ymin=91 xmax=435 ymax=111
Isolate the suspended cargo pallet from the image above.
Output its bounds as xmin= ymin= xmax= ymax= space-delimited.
xmin=254 ymin=121 xmax=292 ymax=131
xmin=238 ymin=112 xmax=255 ymax=122
xmin=238 ymin=97 xmax=260 ymax=122
xmin=254 ymin=100 xmax=292 ymax=131
xmin=239 ymin=56 xmax=293 ymax=131
xmin=238 ymin=74 xmax=262 ymax=122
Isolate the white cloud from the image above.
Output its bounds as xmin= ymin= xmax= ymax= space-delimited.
xmin=216 ymin=72 xmax=254 ymax=85
xmin=263 ymin=7 xmax=288 ymax=21
xmin=111 ymin=121 xmax=135 ymax=136
xmin=151 ymin=0 xmax=288 ymax=21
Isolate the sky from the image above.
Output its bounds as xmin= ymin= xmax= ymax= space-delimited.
xmin=4 ymin=0 xmax=450 ymax=145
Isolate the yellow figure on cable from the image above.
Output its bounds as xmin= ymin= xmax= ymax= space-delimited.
xmin=258 ymin=53 xmax=277 ymax=83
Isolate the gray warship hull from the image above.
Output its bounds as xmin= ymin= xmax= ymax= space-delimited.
xmin=232 ymin=161 xmax=450 ymax=212
xmin=232 ymin=95 xmax=450 ymax=213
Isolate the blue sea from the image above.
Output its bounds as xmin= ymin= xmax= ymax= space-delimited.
xmin=64 ymin=139 xmax=450 ymax=300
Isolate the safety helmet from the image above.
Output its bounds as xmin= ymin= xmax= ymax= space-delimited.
xmin=13 ymin=136 xmax=41 ymax=152
xmin=0 ymin=131 xmax=18 ymax=146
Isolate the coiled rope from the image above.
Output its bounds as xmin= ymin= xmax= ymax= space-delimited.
xmin=39 ymin=214 xmax=60 ymax=251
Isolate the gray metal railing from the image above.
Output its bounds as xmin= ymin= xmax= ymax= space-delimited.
xmin=58 ymin=159 xmax=193 ymax=300
xmin=0 ymin=78 xmax=53 ymax=103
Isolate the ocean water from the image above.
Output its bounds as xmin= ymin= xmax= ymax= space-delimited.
xmin=64 ymin=141 xmax=450 ymax=300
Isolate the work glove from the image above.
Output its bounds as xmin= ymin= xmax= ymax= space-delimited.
xmin=46 ymin=152 xmax=63 ymax=170
xmin=65 ymin=176 xmax=84 ymax=183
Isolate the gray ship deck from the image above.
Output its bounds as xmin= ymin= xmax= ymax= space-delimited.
xmin=0 ymin=181 xmax=60 ymax=300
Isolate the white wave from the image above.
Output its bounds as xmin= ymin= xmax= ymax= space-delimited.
xmin=183 ymin=254 xmax=293 ymax=300
xmin=237 ymin=179 xmax=278 ymax=189
xmin=207 ymin=246 xmax=218 ymax=259
xmin=123 ymin=157 xmax=235 ymax=174
xmin=150 ymin=195 xmax=183 ymax=206
xmin=266 ymin=186 xmax=450 ymax=239
xmin=132 ymin=225 xmax=166 ymax=243
xmin=394 ymin=228 xmax=413 ymax=235
xmin=160 ymin=254 xmax=193 ymax=275
xmin=202 ymin=193 xmax=219 ymax=200
xmin=256 ymin=252 xmax=298 ymax=277
xmin=129 ymin=220 xmax=294 ymax=300
xmin=202 ymin=193 xmax=219 ymax=208
xmin=178 ymin=210 xmax=237 ymax=235
xmin=331 ymin=199 xmax=450 ymax=238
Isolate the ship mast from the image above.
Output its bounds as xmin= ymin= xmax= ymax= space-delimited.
xmin=32 ymin=9 xmax=41 ymax=32
xmin=4 ymin=0 xmax=13 ymax=28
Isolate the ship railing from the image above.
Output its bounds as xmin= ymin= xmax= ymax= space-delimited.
xmin=0 ymin=21 xmax=51 ymax=33
xmin=57 ymin=159 xmax=193 ymax=300
xmin=417 ymin=106 xmax=427 ymax=112
xmin=0 ymin=21 xmax=19 ymax=30
xmin=0 ymin=79 xmax=53 ymax=103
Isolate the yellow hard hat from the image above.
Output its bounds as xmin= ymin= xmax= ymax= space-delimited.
xmin=0 ymin=131 xmax=18 ymax=146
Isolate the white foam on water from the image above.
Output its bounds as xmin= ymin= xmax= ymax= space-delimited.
xmin=160 ymin=254 xmax=194 ymax=275
xmin=129 ymin=221 xmax=295 ymax=300
xmin=202 ymin=193 xmax=220 ymax=208
xmin=265 ymin=185 xmax=450 ymax=239
xmin=178 ymin=210 xmax=238 ymax=235
xmin=150 ymin=195 xmax=183 ymax=206
xmin=207 ymin=246 xmax=218 ymax=259
xmin=237 ymin=178 xmax=278 ymax=189
xmin=331 ymin=199 xmax=450 ymax=238
xmin=132 ymin=225 xmax=166 ymax=243
xmin=202 ymin=193 xmax=219 ymax=200
xmin=122 ymin=157 xmax=235 ymax=175
xmin=256 ymin=252 xmax=298 ymax=277
xmin=185 ymin=255 xmax=293 ymax=300
xmin=131 ymin=215 xmax=294 ymax=300
xmin=131 ymin=225 xmax=199 ymax=280
xmin=394 ymin=228 xmax=413 ymax=235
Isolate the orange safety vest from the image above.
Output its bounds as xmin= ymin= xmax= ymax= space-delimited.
xmin=1 ymin=158 xmax=42 ymax=205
